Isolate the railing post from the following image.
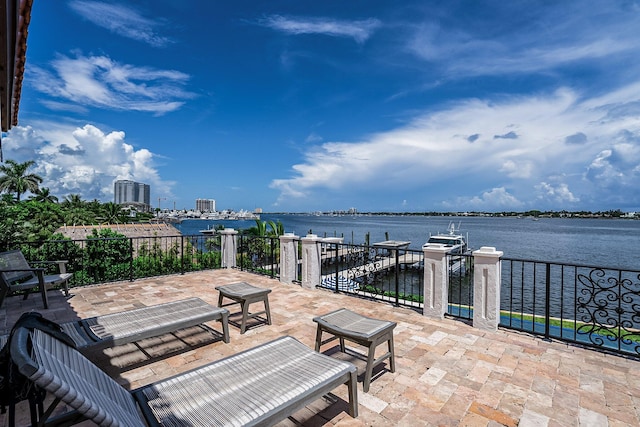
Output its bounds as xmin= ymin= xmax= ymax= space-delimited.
xmin=545 ymin=263 xmax=551 ymax=339
xmin=394 ymin=248 xmax=400 ymax=306
xmin=270 ymin=237 xmax=276 ymax=278
xmin=333 ymin=243 xmax=339 ymax=293
xmin=279 ymin=233 xmax=299 ymax=284
xmin=472 ymin=246 xmax=504 ymax=331
xmin=301 ymin=234 xmax=321 ymax=289
xmin=180 ymin=235 xmax=185 ymax=275
xmin=238 ymin=234 xmax=245 ymax=270
xmin=219 ymin=228 xmax=238 ymax=269
xmin=422 ymin=245 xmax=450 ymax=319
xmin=129 ymin=238 xmax=134 ymax=281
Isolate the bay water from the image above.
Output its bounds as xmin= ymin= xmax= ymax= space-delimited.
xmin=175 ymin=214 xmax=640 ymax=271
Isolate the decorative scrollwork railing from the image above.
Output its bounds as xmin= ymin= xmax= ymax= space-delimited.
xmin=501 ymin=258 xmax=640 ymax=358
xmin=576 ymin=268 xmax=640 ymax=355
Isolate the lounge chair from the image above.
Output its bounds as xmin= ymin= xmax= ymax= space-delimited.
xmin=0 ymin=250 xmax=72 ymax=309
xmin=59 ymin=297 xmax=230 ymax=348
xmin=11 ymin=328 xmax=358 ymax=426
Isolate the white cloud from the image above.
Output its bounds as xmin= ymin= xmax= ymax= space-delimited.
xmin=68 ymin=0 xmax=171 ymax=47
xmin=305 ymin=133 xmax=323 ymax=144
xmin=586 ymin=149 xmax=629 ymax=188
xmin=261 ymin=15 xmax=381 ymax=44
xmin=2 ymin=122 xmax=174 ymax=202
xmin=29 ymin=54 xmax=193 ymax=115
xmin=500 ymin=160 xmax=533 ymax=179
xmin=406 ymin=2 xmax=640 ymax=80
xmin=456 ymin=187 xmax=524 ymax=210
xmin=535 ymin=182 xmax=579 ymax=204
xmin=271 ymin=83 xmax=640 ymax=210
xmin=38 ymin=100 xmax=89 ymax=114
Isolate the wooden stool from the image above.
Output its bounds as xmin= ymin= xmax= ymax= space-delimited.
xmin=215 ymin=282 xmax=272 ymax=333
xmin=313 ymin=308 xmax=396 ymax=392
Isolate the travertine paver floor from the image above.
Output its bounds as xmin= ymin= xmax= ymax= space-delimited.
xmin=1 ymin=269 xmax=639 ymax=426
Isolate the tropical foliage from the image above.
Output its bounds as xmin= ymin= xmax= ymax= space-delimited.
xmin=0 ymin=158 xmax=222 ymax=288
xmin=0 ymin=160 xmax=156 ymax=249
xmin=0 ymin=160 xmax=43 ymax=202
xmin=28 ymin=187 xmax=58 ymax=203
xmin=236 ymin=219 xmax=285 ymax=275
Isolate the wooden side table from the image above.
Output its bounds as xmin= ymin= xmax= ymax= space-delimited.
xmin=215 ymin=282 xmax=272 ymax=333
xmin=313 ymin=308 xmax=396 ymax=392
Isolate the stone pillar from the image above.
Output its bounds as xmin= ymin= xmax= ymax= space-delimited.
xmin=472 ymin=246 xmax=504 ymax=331
xmin=301 ymin=234 xmax=322 ymax=289
xmin=279 ymin=233 xmax=299 ymax=284
xmin=422 ymin=244 xmax=451 ymax=319
xmin=219 ymin=228 xmax=238 ymax=269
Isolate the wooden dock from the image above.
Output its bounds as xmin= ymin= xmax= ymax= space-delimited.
xmin=322 ymin=253 xmax=423 ymax=280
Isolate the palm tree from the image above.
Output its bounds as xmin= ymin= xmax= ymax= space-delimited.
xmin=29 ymin=187 xmax=59 ymax=203
xmin=267 ymin=220 xmax=284 ymax=237
xmin=62 ymin=193 xmax=84 ymax=208
xmin=0 ymin=159 xmax=43 ymax=201
xmin=63 ymin=206 xmax=95 ymax=226
xmin=102 ymin=202 xmax=124 ymax=223
xmin=245 ymin=219 xmax=284 ymax=237
xmin=60 ymin=193 xmax=97 ymax=224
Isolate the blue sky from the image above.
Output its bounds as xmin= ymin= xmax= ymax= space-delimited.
xmin=3 ymin=1 xmax=640 ymax=212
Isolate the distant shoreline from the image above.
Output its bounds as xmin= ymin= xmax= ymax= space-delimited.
xmin=264 ymin=211 xmax=638 ymax=219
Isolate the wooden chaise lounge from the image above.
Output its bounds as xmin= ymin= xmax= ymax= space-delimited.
xmin=59 ymin=297 xmax=230 ymax=348
xmin=11 ymin=328 xmax=359 ymax=426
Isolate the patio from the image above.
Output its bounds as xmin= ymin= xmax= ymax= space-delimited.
xmin=1 ymin=269 xmax=639 ymax=426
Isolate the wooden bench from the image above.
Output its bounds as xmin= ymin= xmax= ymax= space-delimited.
xmin=0 ymin=250 xmax=72 ymax=309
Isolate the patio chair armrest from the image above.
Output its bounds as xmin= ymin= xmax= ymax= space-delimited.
xmin=31 ymin=260 xmax=69 ymax=274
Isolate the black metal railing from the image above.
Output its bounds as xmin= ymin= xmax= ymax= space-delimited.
xmin=296 ymin=239 xmax=303 ymax=282
xmin=16 ymin=234 xmax=222 ymax=286
xmin=446 ymin=253 xmax=474 ymax=320
xmin=237 ymin=234 xmax=280 ymax=278
xmin=320 ymin=242 xmax=424 ymax=308
xmin=14 ymin=233 xmax=640 ymax=359
xmin=501 ymin=257 xmax=640 ymax=357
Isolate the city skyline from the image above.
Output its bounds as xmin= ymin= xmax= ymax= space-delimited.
xmin=2 ymin=1 xmax=640 ymax=212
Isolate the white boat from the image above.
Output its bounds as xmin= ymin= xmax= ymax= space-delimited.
xmin=421 ymin=222 xmax=469 ymax=274
xmin=423 ymin=222 xmax=467 ymax=254
xmin=199 ymin=225 xmax=216 ymax=235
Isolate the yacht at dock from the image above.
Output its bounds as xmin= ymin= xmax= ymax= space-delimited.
xmin=423 ymin=222 xmax=468 ymax=254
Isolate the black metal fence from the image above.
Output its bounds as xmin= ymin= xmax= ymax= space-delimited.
xmin=13 ymin=233 xmax=640 ymax=358
xmin=320 ymin=242 xmax=424 ymax=308
xmin=500 ymin=257 xmax=640 ymax=357
xmin=446 ymin=253 xmax=474 ymax=320
xmin=16 ymin=234 xmax=222 ymax=285
xmin=237 ymin=234 xmax=280 ymax=279
xmin=317 ymin=244 xmax=640 ymax=359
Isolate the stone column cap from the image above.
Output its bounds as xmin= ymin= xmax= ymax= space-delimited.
xmin=301 ymin=234 xmax=322 ymax=242
xmin=218 ymin=228 xmax=238 ymax=235
xmin=472 ymin=246 xmax=503 ymax=257
xmin=422 ymin=243 xmax=452 ymax=253
xmin=280 ymin=232 xmax=299 ymax=240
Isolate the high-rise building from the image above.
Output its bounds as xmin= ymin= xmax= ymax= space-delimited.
xmin=114 ymin=180 xmax=151 ymax=211
xmin=196 ymin=198 xmax=216 ymax=212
